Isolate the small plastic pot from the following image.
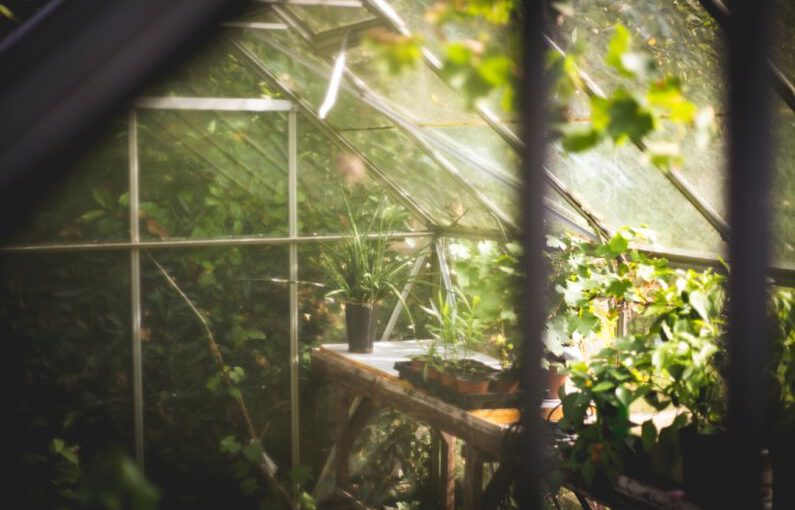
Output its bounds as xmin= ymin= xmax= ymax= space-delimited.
xmin=345 ymin=302 xmax=376 ymax=353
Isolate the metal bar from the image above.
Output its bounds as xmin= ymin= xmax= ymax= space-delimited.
xmin=725 ymin=0 xmax=774 ymax=507
xmin=0 ymin=231 xmax=437 ymax=253
xmin=698 ymin=0 xmax=795 ymax=112
xmin=254 ymin=24 xmax=516 ymax=231
xmin=227 ymin=36 xmax=439 ymax=227
xmin=381 ymin=252 xmax=427 ymax=341
xmin=313 ymin=18 xmax=386 ymax=54
xmin=288 ymin=109 xmax=300 ymax=468
xmin=128 ymin=109 xmax=145 ymax=469
xmin=435 ymin=239 xmax=455 ymax=309
xmin=221 ymin=21 xmax=289 ymax=30
xmin=134 ymin=96 xmax=294 ymax=112
xmin=518 ymin=1 xmax=548 ymax=509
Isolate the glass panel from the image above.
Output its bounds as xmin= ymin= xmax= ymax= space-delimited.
xmin=141 ymin=246 xmax=290 ymax=507
xmin=773 ymin=0 xmax=795 ymax=81
xmin=286 ymin=5 xmax=376 ymax=33
xmin=548 ymin=141 xmax=726 ymax=253
xmin=773 ymin=112 xmax=795 ymax=266
xmin=552 ymin=0 xmax=723 ymax=108
xmin=346 ymin=44 xmax=482 ymax=126
xmin=235 ymin=29 xmax=501 ymax=231
xmin=297 ymin=115 xmax=426 ymax=234
xmin=142 ymin=35 xmax=283 ymax=99
xmin=9 ymin=116 xmax=129 ymax=245
xmin=0 ymin=252 xmax=132 ymax=506
xmin=137 ymin=110 xmax=289 ymax=239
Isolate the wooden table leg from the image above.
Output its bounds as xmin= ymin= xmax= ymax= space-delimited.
xmin=430 ymin=429 xmax=441 ymax=504
xmin=440 ymin=431 xmax=456 ymax=510
xmin=463 ymin=445 xmax=484 ymax=510
xmin=335 ymin=394 xmax=376 ymax=492
xmin=335 ymin=390 xmax=353 ymax=489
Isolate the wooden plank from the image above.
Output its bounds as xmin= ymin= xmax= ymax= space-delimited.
xmin=335 ymin=390 xmax=352 ymax=489
xmin=313 ymin=347 xmax=512 ymax=458
xmin=430 ymin=429 xmax=441 ymax=505
xmin=463 ymin=445 xmax=484 ymax=510
xmin=440 ymin=432 xmax=456 ymax=510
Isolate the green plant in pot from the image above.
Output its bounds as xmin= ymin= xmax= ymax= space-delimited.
xmin=320 ymin=198 xmax=413 ymax=353
xmin=421 ymin=288 xmax=493 ymax=394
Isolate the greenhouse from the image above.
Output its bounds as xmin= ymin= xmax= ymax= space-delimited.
xmin=0 ymin=0 xmax=793 ymax=509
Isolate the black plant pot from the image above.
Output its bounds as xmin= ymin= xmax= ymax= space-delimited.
xmin=345 ymin=302 xmax=376 ymax=353
xmin=771 ymin=433 xmax=795 ymax=509
xmin=679 ymin=426 xmax=732 ymax=509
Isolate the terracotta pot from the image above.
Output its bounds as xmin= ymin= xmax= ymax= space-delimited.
xmin=489 ymin=375 xmax=519 ymax=394
xmin=440 ymin=370 xmax=457 ymax=390
xmin=456 ymin=375 xmax=490 ymax=394
xmin=410 ymin=358 xmax=427 ymax=372
xmin=345 ymin=302 xmax=376 ymax=353
xmin=546 ymin=366 xmax=568 ymax=400
xmin=426 ymin=365 xmax=443 ymax=383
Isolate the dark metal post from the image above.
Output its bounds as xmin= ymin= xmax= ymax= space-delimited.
xmin=726 ymin=0 xmax=774 ymax=508
xmin=518 ymin=1 xmax=548 ymax=509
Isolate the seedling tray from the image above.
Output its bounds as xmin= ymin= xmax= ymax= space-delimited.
xmin=394 ymin=361 xmax=521 ymax=410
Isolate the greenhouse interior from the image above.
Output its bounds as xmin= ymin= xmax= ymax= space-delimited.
xmin=1 ymin=0 xmax=794 ymax=509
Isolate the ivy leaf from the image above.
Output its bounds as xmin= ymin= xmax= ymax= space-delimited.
xmin=562 ymin=125 xmax=602 ymax=152
xmin=220 ymin=435 xmax=242 ymax=454
xmin=606 ymin=92 xmax=655 ymax=145
xmin=242 ymin=442 xmax=264 ymax=464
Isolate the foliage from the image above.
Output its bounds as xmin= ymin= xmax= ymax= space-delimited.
xmin=553 ymin=25 xmax=713 ymax=170
xmin=320 ymin=196 xmax=414 ymax=305
xmin=421 ymin=286 xmax=487 ymax=368
xmin=551 ymin=227 xmax=727 ymax=487
xmin=769 ymin=288 xmax=795 ymax=433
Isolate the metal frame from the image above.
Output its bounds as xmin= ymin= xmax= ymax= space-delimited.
xmin=128 ymin=109 xmax=145 ymax=468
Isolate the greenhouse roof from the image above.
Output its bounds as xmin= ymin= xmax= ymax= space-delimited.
xmin=0 ymin=0 xmax=794 ymax=281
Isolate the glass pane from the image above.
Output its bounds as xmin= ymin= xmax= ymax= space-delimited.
xmin=346 ymin=44 xmax=482 ymax=126
xmin=548 ymin=141 xmax=726 ymax=253
xmin=142 ymin=35 xmax=283 ymax=99
xmin=9 ymin=116 xmax=129 ymax=245
xmin=141 ymin=246 xmax=290 ymax=507
xmin=552 ymin=0 xmax=723 ymax=108
xmin=297 ymin=115 xmax=426 ymax=235
xmin=0 ymin=252 xmax=132 ymax=506
xmin=773 ymin=112 xmax=795 ymax=266
xmin=286 ymin=5 xmax=376 ymax=33
xmin=773 ymin=0 xmax=795 ymax=81
xmin=138 ymin=109 xmax=289 ymax=239
xmin=235 ymin=29 xmax=502 ymax=231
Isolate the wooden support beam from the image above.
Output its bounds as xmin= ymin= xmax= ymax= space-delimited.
xmin=334 ymin=392 xmax=376 ymax=491
xmin=430 ymin=429 xmax=441 ymax=506
xmin=313 ymin=347 xmax=510 ymax=458
xmin=463 ymin=445 xmax=484 ymax=510
xmin=440 ymin=432 xmax=456 ymax=510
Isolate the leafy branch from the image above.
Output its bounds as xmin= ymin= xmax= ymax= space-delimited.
xmin=146 ymin=252 xmax=297 ymax=510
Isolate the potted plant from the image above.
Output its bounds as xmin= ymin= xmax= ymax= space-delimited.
xmin=320 ymin=199 xmax=413 ymax=353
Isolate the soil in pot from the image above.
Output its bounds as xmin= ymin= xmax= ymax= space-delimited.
xmin=345 ymin=302 xmax=377 ymax=353
xmin=679 ymin=426 xmax=733 ymax=509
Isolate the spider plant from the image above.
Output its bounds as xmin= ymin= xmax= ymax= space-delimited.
xmin=319 ymin=197 xmax=413 ymax=306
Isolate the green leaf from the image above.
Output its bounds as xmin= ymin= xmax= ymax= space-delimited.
xmin=641 ymin=419 xmax=657 ymax=453
xmin=592 ymin=381 xmax=615 ymax=392
xmin=606 ymin=92 xmax=655 ymax=145
xmin=688 ymin=290 xmax=711 ymax=323
xmin=242 ymin=442 xmax=264 ymax=464
xmin=562 ymin=125 xmax=602 ymax=152
xmin=79 ymin=209 xmax=105 ymax=222
xmin=220 ymin=435 xmax=242 ymax=454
